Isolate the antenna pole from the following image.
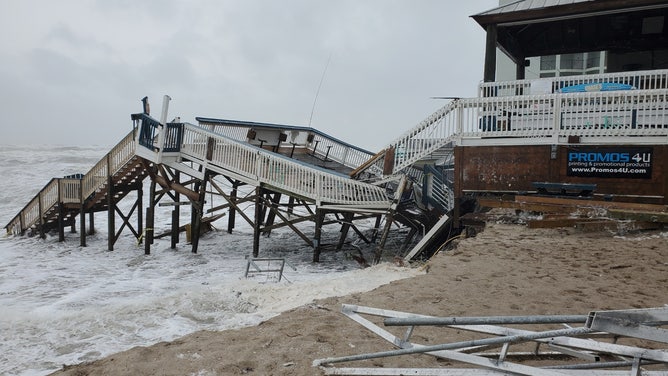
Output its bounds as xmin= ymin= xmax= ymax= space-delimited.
xmin=309 ymin=54 xmax=332 ymax=127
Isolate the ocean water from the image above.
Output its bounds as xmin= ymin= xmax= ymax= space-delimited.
xmin=0 ymin=144 xmax=419 ymax=375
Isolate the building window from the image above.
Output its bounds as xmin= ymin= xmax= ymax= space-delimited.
xmin=537 ymin=52 xmax=605 ymax=77
xmin=540 ymin=55 xmax=556 ymax=71
xmin=586 ymin=52 xmax=601 ymax=69
xmin=560 ymin=53 xmax=585 ymax=70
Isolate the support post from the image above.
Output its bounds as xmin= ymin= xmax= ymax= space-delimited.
xmin=107 ymin=174 xmax=115 ymax=251
xmin=313 ymin=209 xmax=325 ymax=262
xmin=80 ymin=182 xmax=86 ymax=247
xmin=228 ymin=181 xmax=238 ymax=233
xmin=483 ymin=24 xmax=497 ymax=83
xmin=516 ymin=58 xmax=526 ymax=81
xmin=371 ymin=215 xmax=382 ymax=242
xmin=253 ymin=187 xmax=263 ymax=257
xmin=88 ymin=212 xmax=95 ymax=235
xmin=171 ymin=209 xmax=178 ymax=249
xmin=263 ymin=192 xmax=282 ymax=237
xmin=191 ymin=173 xmax=208 ymax=254
xmin=58 ymin=204 xmax=65 ymax=242
xmin=373 ymin=212 xmax=394 ymax=264
xmin=137 ymin=184 xmax=143 ymax=238
xmin=145 ymin=179 xmax=156 ymax=255
xmin=170 ymin=170 xmax=179 ymax=249
xmin=336 ymin=212 xmax=354 ymax=250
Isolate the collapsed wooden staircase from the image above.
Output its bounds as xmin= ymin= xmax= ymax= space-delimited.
xmin=5 ymin=131 xmax=147 ymax=243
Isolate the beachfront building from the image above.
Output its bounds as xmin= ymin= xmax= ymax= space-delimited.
xmin=6 ymin=0 xmax=668 ymax=263
xmin=460 ymin=0 xmax=668 ymax=209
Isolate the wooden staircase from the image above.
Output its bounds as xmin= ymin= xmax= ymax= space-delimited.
xmin=5 ymin=131 xmax=145 ymax=238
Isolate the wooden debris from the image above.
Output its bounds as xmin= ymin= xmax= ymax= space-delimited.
xmin=478 ymin=195 xmax=667 ymax=232
xmin=608 ymin=209 xmax=668 ymax=223
xmin=526 ymin=217 xmax=598 ymax=229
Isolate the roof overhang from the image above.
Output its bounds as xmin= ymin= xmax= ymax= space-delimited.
xmin=472 ymin=0 xmax=668 ymax=63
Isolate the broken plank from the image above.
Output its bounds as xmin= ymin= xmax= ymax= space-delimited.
xmin=574 ymin=220 xmax=620 ymax=233
xmin=608 ymin=209 xmax=668 ymax=223
xmin=478 ymin=198 xmax=599 ymax=215
xmin=517 ymin=195 xmax=668 ymax=212
xmin=527 ymin=217 xmax=599 ymax=229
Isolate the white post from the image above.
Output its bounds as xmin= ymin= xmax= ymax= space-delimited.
xmin=156 ymin=95 xmax=171 ymax=163
xmin=552 ymin=95 xmax=562 ymax=142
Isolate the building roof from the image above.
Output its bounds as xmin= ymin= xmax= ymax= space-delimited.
xmin=475 ymin=0 xmax=592 ymax=19
xmin=471 ymin=0 xmax=668 ymax=63
xmin=472 ymin=0 xmax=668 ymax=26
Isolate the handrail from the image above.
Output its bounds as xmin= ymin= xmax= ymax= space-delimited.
xmin=384 ymin=99 xmax=461 ymax=174
xmin=479 ymin=68 xmax=668 ymax=97
xmin=379 ymin=88 xmax=668 ymax=176
xmin=5 ymin=130 xmax=137 ymax=235
xmin=178 ymin=124 xmax=391 ymax=208
xmin=196 ymin=117 xmax=376 ymax=171
xmin=81 ymin=130 xmax=136 ymax=200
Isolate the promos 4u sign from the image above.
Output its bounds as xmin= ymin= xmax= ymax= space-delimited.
xmin=567 ymin=147 xmax=653 ymax=179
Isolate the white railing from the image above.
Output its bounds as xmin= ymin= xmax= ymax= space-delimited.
xmin=380 ymin=88 xmax=668 ymax=176
xmin=459 ymin=89 xmax=668 ymax=138
xmin=308 ymin=132 xmax=376 ymax=171
xmin=384 ymin=99 xmax=461 ymax=173
xmin=59 ymin=178 xmax=81 ymax=204
xmin=197 ymin=120 xmax=377 ymax=172
xmin=199 ymin=123 xmax=249 ymax=141
xmin=478 ymin=69 xmax=668 ymax=97
xmin=179 ymin=125 xmax=391 ymax=208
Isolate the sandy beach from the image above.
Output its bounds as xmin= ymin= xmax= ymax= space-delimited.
xmin=52 ymin=213 xmax=668 ymax=375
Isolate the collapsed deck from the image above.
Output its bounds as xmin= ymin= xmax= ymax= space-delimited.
xmin=6 ymin=68 xmax=668 ymax=261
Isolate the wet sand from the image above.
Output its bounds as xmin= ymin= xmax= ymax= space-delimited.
xmin=52 ymin=216 xmax=668 ymax=375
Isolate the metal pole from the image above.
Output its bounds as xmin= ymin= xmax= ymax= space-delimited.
xmin=156 ymin=95 xmax=171 ymax=164
xmin=313 ymin=326 xmax=592 ymax=366
xmin=384 ymin=315 xmax=588 ymax=327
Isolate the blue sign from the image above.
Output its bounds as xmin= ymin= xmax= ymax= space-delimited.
xmin=567 ymin=147 xmax=652 ymax=179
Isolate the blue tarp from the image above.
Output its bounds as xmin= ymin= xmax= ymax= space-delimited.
xmin=558 ymin=82 xmax=635 ymax=93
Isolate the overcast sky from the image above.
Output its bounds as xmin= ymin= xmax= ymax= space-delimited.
xmin=0 ymin=0 xmax=497 ymax=152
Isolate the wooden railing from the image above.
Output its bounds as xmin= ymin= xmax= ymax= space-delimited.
xmin=177 ymin=125 xmax=391 ymax=208
xmin=5 ymin=130 xmax=137 ymax=235
xmin=80 ymin=130 xmax=136 ymax=201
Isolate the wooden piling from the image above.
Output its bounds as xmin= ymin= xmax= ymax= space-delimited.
xmin=313 ymin=209 xmax=325 ymax=262
xmin=253 ymin=187 xmax=263 ymax=257
xmin=228 ymin=181 xmax=238 ymax=233
xmin=107 ymin=175 xmax=115 ymax=251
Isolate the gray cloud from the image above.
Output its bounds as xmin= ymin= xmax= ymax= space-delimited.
xmin=0 ymin=0 xmax=496 ymax=151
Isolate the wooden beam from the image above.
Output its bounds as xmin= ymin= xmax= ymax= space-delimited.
xmin=517 ymin=196 xmax=668 ymax=212
xmin=349 ymin=148 xmax=386 ymax=178
xmin=608 ymin=209 xmax=668 ymax=224
xmin=478 ymin=197 xmax=599 ymax=215
xmin=574 ymin=220 xmax=621 ymax=233
xmin=153 ymin=174 xmax=199 ymax=202
xmin=527 ymin=218 xmax=599 ymax=229
xmin=262 ymin=205 xmax=314 ymax=247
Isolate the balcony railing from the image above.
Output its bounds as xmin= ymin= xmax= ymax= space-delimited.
xmin=384 ymin=87 xmax=668 ymax=175
xmin=478 ymin=69 xmax=668 ymax=97
xmin=177 ymin=124 xmax=392 ymax=208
